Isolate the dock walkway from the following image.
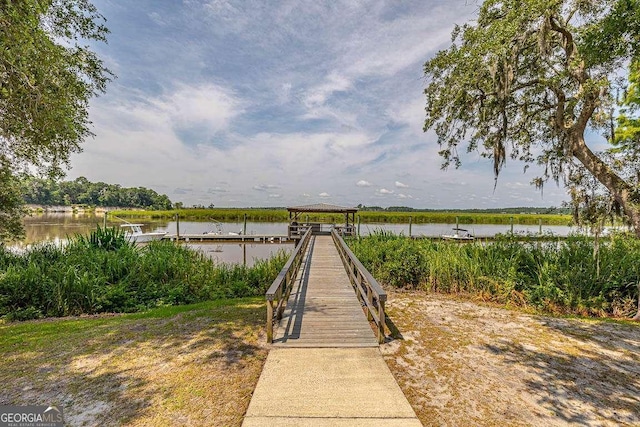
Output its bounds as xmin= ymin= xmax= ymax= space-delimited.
xmin=242 ymin=236 xmax=421 ymax=426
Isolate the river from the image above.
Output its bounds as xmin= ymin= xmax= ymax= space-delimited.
xmin=16 ymin=213 xmax=581 ymax=265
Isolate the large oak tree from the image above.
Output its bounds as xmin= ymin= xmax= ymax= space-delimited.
xmin=0 ymin=0 xmax=112 ymax=241
xmin=424 ymin=0 xmax=640 ymax=236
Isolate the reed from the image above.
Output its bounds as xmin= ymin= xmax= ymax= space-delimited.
xmin=347 ymin=232 xmax=640 ymax=318
xmin=109 ymin=208 xmax=572 ymax=225
xmin=0 ymin=228 xmax=288 ymax=321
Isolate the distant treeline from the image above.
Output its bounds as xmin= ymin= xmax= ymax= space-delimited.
xmin=22 ymin=177 xmax=173 ymax=210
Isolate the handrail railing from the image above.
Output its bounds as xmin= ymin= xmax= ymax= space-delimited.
xmin=331 ymin=229 xmax=387 ymax=343
xmin=265 ymin=227 xmax=313 ymax=343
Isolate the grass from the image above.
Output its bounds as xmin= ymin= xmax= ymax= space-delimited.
xmin=0 ymin=227 xmax=288 ymax=320
xmin=347 ymin=231 xmax=640 ymax=319
xmin=109 ymin=208 xmax=572 ymax=225
xmin=0 ymin=298 xmax=268 ymax=426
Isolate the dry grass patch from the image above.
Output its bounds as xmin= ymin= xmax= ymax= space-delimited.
xmin=0 ymin=298 xmax=268 ymax=426
xmin=382 ymin=291 xmax=640 ymax=427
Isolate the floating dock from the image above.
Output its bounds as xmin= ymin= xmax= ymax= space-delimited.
xmin=163 ymin=234 xmax=292 ymax=243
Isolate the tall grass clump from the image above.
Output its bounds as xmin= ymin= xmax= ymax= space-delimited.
xmin=347 ymin=233 xmax=640 ymax=318
xmin=0 ymin=228 xmax=288 ymax=321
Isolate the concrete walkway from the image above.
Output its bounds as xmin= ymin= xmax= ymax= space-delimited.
xmin=242 ymin=348 xmax=422 ymax=426
xmin=242 ymin=236 xmax=421 ymax=426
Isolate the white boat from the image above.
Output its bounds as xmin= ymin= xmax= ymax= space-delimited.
xmin=121 ymin=224 xmax=167 ymax=243
xmin=204 ymin=220 xmax=243 ymax=236
xmin=442 ymin=227 xmax=475 ymax=241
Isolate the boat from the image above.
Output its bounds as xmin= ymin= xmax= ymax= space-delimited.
xmin=121 ymin=224 xmax=167 ymax=243
xmin=204 ymin=220 xmax=243 ymax=236
xmin=442 ymin=227 xmax=475 ymax=241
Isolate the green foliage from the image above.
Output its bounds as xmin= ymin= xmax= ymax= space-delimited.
xmin=348 ymin=233 xmax=640 ymax=318
xmin=0 ymin=0 xmax=112 ymax=240
xmin=424 ymin=0 xmax=640 ymax=234
xmin=74 ymin=225 xmax=133 ymax=251
xmin=22 ymin=176 xmax=173 ymax=210
xmin=110 ymin=207 xmax=572 ymax=225
xmin=0 ymin=157 xmax=26 ymax=242
xmin=0 ymin=229 xmax=288 ymax=321
xmin=615 ymin=59 xmax=640 ymax=148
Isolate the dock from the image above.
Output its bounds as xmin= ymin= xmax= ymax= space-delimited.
xmin=162 ymin=234 xmax=292 ymax=243
xmin=243 ymin=227 xmax=420 ymax=426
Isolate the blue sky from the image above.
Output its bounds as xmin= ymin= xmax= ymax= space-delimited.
xmin=69 ymin=0 xmax=573 ymax=208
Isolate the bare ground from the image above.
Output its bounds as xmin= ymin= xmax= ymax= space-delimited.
xmin=381 ymin=291 xmax=640 ymax=427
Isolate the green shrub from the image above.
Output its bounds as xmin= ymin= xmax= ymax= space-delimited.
xmin=0 ymin=229 xmax=289 ymax=321
xmin=347 ymin=233 xmax=640 ymax=318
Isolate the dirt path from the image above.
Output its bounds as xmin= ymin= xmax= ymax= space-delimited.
xmin=381 ymin=291 xmax=640 ymax=427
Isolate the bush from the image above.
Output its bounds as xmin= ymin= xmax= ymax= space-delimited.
xmin=347 ymin=233 xmax=640 ymax=318
xmin=0 ymin=228 xmax=288 ymax=321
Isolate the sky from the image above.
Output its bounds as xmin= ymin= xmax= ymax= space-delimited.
xmin=68 ymin=0 xmax=577 ymax=209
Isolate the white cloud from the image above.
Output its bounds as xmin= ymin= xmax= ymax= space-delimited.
xmin=154 ymin=83 xmax=242 ymax=136
xmin=253 ymin=184 xmax=280 ymax=192
xmin=68 ymin=1 xmax=569 ymax=210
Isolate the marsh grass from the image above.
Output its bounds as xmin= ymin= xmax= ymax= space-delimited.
xmin=348 ymin=232 xmax=640 ymax=318
xmin=0 ymin=228 xmax=288 ymax=321
xmin=110 ymin=208 xmax=571 ymax=225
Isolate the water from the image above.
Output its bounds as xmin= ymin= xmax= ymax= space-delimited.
xmin=18 ymin=214 xmax=293 ymax=265
xmin=17 ymin=214 xmax=583 ymax=264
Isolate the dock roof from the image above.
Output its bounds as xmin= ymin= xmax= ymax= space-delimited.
xmin=287 ymin=203 xmax=358 ymax=213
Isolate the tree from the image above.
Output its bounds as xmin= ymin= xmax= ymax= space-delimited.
xmin=423 ymin=0 xmax=640 ymax=236
xmin=615 ymin=59 xmax=640 ymax=152
xmin=0 ymin=157 xmax=25 ymax=242
xmin=0 ymin=0 xmax=112 ymax=240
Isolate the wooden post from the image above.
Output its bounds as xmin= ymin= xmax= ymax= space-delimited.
xmin=357 ymin=215 xmax=361 ymax=237
xmin=103 ymin=210 xmax=107 ymax=229
xmin=539 ymin=218 xmax=542 ymax=235
xmin=409 ymin=216 xmax=412 ymax=237
xmin=367 ymin=280 xmax=374 ymax=321
xmin=267 ymin=300 xmax=274 ymax=343
xmin=378 ymin=300 xmax=386 ymax=344
xmin=510 ymin=217 xmax=514 ymax=234
xmin=176 ymin=213 xmax=180 ymax=242
xmin=243 ymin=213 xmax=247 ymax=235
xmin=456 ymin=216 xmax=459 ymax=231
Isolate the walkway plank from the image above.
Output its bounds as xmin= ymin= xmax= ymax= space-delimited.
xmin=271 ymin=236 xmax=378 ymax=348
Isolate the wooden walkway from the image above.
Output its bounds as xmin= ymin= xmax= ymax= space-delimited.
xmin=271 ymin=235 xmax=378 ymax=347
xmin=243 ymin=234 xmax=421 ymax=426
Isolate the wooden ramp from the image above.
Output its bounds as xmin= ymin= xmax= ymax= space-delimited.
xmin=271 ymin=235 xmax=378 ymax=348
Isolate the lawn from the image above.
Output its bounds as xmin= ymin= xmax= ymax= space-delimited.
xmin=0 ymin=298 xmax=268 ymax=426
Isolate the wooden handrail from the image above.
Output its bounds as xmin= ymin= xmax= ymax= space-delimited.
xmin=266 ymin=227 xmax=313 ymax=343
xmin=331 ymin=229 xmax=387 ymax=343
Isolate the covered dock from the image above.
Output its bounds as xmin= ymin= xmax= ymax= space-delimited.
xmin=287 ymin=203 xmax=358 ymax=239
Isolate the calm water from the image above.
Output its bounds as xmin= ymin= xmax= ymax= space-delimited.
xmin=17 ymin=214 xmax=584 ymax=261
xmin=18 ymin=213 xmax=292 ymax=266
xmin=21 ymin=213 xmax=578 ymax=243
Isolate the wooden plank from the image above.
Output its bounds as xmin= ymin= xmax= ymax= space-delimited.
xmin=272 ymin=235 xmax=378 ymax=347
